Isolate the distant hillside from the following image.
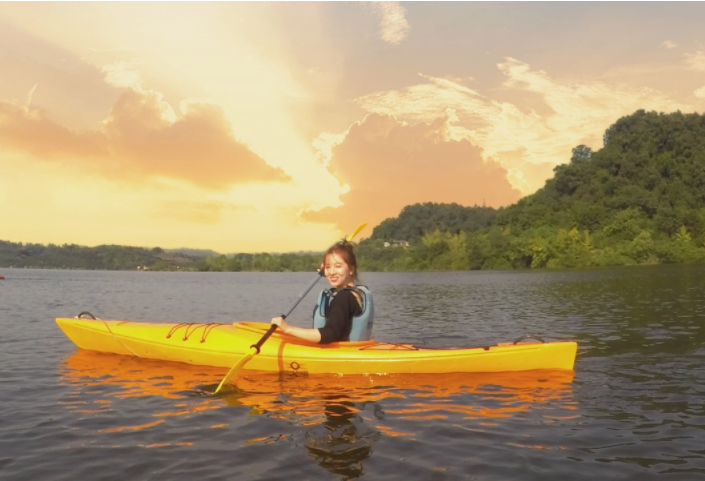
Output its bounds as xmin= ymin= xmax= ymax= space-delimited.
xmin=357 ymin=110 xmax=705 ymax=270
xmin=0 ymin=240 xmax=322 ymax=272
xmin=497 ymin=109 xmax=705 ymax=236
xmin=0 ymin=241 xmax=202 ymax=271
xmin=369 ymin=202 xmax=497 ymax=242
xmin=166 ymin=247 xmax=221 ymax=257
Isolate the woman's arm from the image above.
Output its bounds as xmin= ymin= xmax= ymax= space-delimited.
xmin=271 ymin=316 xmax=322 ymax=343
xmin=270 ymin=290 xmax=360 ymax=344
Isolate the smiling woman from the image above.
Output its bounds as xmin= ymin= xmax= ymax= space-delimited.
xmin=271 ymin=239 xmax=374 ymax=345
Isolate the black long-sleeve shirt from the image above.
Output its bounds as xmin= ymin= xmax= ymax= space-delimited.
xmin=318 ymin=289 xmax=362 ymax=344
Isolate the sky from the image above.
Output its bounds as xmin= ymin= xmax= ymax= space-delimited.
xmin=2 ymin=2 xmax=705 ymax=254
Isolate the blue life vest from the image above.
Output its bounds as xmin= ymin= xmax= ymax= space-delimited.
xmin=312 ymin=285 xmax=374 ymax=341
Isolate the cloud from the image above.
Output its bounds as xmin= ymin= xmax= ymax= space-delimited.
xmin=102 ymin=61 xmax=143 ymax=89
xmin=695 ymin=86 xmax=705 ymax=99
xmin=0 ymin=149 xmax=337 ymax=253
xmin=25 ymin=83 xmax=38 ymax=106
xmin=662 ymin=40 xmax=678 ymax=49
xmin=0 ymin=88 xmax=290 ymax=189
xmin=354 ymin=58 xmax=697 ymax=194
xmin=0 ymin=102 xmax=107 ymax=159
xmin=685 ymin=49 xmax=705 ymax=71
xmin=303 ymin=113 xmax=521 ymax=235
xmin=0 ymin=18 xmax=119 ymax=130
xmin=366 ymin=2 xmax=410 ymax=45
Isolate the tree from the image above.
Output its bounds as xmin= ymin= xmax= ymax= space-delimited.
xmin=570 ymin=144 xmax=593 ymax=164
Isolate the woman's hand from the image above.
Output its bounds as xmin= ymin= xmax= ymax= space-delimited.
xmin=270 ymin=317 xmax=322 ymax=343
xmin=270 ymin=316 xmax=289 ymax=334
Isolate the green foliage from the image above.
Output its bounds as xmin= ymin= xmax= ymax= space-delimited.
xmin=411 ymin=230 xmax=469 ymax=270
xmin=0 ymin=241 xmax=200 ymax=271
xmin=197 ymin=252 xmax=320 ymax=272
xmin=674 ymin=226 xmax=692 ymax=243
xmin=601 ymin=208 xmax=645 ymax=241
xmin=570 ymin=144 xmax=593 ymax=164
xmin=371 ymin=202 xmax=497 ymax=242
xmin=546 ymin=228 xmax=594 ymax=268
xmin=0 ymin=240 xmax=322 ymax=272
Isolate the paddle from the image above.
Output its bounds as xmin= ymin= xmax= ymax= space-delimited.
xmin=214 ymin=223 xmax=368 ymax=393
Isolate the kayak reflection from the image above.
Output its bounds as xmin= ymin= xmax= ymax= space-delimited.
xmin=60 ymin=349 xmax=576 ymax=419
xmin=60 ymin=350 xmax=576 ymax=474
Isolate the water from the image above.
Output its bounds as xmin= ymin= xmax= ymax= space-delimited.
xmin=1 ymin=265 xmax=705 ymax=480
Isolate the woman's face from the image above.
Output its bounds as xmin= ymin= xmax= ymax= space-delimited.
xmin=324 ymin=253 xmax=354 ymax=289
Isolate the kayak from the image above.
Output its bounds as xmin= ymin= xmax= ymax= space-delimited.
xmin=56 ymin=314 xmax=577 ymax=374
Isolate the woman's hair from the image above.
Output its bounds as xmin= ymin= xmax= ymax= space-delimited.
xmin=323 ymin=240 xmax=359 ymax=281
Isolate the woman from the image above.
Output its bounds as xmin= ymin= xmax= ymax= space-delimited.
xmin=271 ymin=240 xmax=374 ymax=344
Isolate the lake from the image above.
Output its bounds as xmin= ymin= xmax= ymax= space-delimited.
xmin=1 ymin=265 xmax=705 ymax=480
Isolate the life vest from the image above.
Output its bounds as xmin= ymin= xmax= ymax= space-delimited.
xmin=312 ymin=285 xmax=374 ymax=341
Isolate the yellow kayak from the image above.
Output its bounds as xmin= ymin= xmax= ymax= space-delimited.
xmin=56 ymin=314 xmax=577 ymax=375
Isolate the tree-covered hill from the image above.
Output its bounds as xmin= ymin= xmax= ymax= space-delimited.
xmin=498 ymin=109 xmax=705 ymax=235
xmin=357 ymin=110 xmax=705 ymax=271
xmin=369 ymin=202 xmax=497 ymax=243
xmin=0 ymin=241 xmax=202 ymax=271
xmin=0 ymin=240 xmax=321 ymax=272
xmin=166 ymin=247 xmax=221 ymax=258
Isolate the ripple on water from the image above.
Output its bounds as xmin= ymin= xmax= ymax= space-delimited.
xmin=3 ymin=266 xmax=705 ymax=479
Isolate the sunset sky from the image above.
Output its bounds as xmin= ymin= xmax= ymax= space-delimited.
xmin=2 ymin=2 xmax=705 ymax=253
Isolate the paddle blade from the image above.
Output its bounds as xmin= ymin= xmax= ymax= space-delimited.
xmin=346 ymin=222 xmax=367 ymax=242
xmin=214 ymin=348 xmax=256 ymax=393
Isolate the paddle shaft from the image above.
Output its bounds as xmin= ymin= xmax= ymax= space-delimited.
xmin=252 ymin=269 xmax=325 ymax=353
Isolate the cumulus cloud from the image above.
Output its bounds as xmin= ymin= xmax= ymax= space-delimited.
xmin=367 ymin=1 xmax=410 ymax=45
xmin=695 ymin=86 xmax=705 ymax=99
xmin=303 ymin=113 xmax=521 ymax=235
xmin=0 ymin=88 xmax=290 ymax=189
xmin=355 ymin=58 xmax=696 ymax=194
xmin=0 ymin=102 xmax=106 ymax=159
xmin=663 ymin=40 xmax=678 ymax=49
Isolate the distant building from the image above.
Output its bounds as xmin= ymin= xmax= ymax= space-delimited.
xmin=384 ymin=240 xmax=409 ymax=248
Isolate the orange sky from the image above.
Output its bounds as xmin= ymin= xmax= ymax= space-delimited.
xmin=2 ymin=2 xmax=705 ymax=253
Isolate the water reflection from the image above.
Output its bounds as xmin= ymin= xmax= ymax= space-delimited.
xmin=60 ymin=350 xmax=576 ymax=477
xmin=304 ymin=397 xmax=377 ymax=479
xmin=528 ymin=265 xmax=705 ymax=358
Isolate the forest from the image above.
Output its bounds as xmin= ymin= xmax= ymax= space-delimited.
xmin=0 ymin=242 xmax=203 ymax=271
xmin=357 ymin=110 xmax=705 ymax=270
xmin=3 ymin=110 xmax=705 ymax=272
